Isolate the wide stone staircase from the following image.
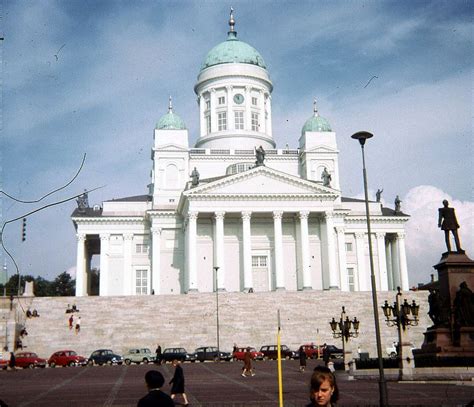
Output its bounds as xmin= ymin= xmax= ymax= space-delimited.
xmin=16 ymin=290 xmax=429 ymax=360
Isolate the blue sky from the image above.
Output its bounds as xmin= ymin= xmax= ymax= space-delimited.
xmin=1 ymin=0 xmax=472 ymax=286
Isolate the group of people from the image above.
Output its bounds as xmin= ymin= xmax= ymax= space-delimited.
xmin=67 ymin=314 xmax=81 ymax=334
xmin=137 ymin=364 xmax=339 ymax=407
xmin=25 ymin=308 xmax=39 ymax=318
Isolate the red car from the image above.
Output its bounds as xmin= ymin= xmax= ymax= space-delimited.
xmin=15 ymin=352 xmax=47 ymax=369
xmin=300 ymin=344 xmax=321 ymax=359
xmin=48 ymin=350 xmax=87 ymax=367
xmin=232 ymin=347 xmax=264 ymax=361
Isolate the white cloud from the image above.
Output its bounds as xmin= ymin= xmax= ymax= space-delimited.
xmin=403 ymin=185 xmax=474 ymax=285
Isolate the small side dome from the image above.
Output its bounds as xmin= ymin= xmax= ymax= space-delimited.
xmin=301 ymin=99 xmax=332 ymax=134
xmin=156 ymin=97 xmax=186 ymax=130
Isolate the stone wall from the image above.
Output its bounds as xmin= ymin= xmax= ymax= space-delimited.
xmin=12 ymin=290 xmax=429 ymax=359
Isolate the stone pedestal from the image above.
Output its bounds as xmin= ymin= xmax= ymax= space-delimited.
xmin=415 ymin=251 xmax=474 ymax=360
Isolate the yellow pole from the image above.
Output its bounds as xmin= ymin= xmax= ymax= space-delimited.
xmin=277 ymin=310 xmax=283 ymax=407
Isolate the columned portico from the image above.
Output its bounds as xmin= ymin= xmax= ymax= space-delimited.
xmin=376 ymin=232 xmax=388 ymax=291
xmin=336 ymin=227 xmax=348 ymax=291
xmin=273 ymin=211 xmax=284 ymax=290
xmin=99 ymin=234 xmax=110 ymax=296
xmin=325 ymin=212 xmax=339 ymax=290
xmin=214 ymin=211 xmax=226 ymax=290
xmin=242 ymin=211 xmax=253 ymax=291
xmin=186 ymin=212 xmax=199 ymax=292
xmin=299 ymin=211 xmax=312 ymax=289
xmin=151 ymin=227 xmax=162 ymax=294
xmin=390 ymin=236 xmax=401 ymax=289
xmin=75 ymin=233 xmax=87 ymax=296
xmin=123 ymin=234 xmax=133 ymax=295
xmin=355 ymin=232 xmax=368 ymax=291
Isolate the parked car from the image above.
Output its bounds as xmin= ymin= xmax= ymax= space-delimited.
xmin=322 ymin=344 xmax=343 ymax=359
xmin=193 ymin=346 xmax=232 ymax=362
xmin=88 ymin=349 xmax=123 ymax=366
xmin=386 ymin=342 xmax=416 ymax=359
xmin=232 ymin=347 xmax=264 ymax=361
xmin=14 ymin=352 xmax=47 ymax=369
xmin=259 ymin=345 xmax=296 ymax=360
xmin=0 ymin=352 xmax=8 ymax=370
xmin=300 ymin=344 xmax=321 ymax=359
xmin=161 ymin=347 xmax=196 ymax=363
xmin=48 ymin=350 xmax=87 ymax=367
xmin=123 ymin=348 xmax=155 ymax=365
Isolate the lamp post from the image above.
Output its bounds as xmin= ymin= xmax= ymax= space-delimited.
xmin=329 ymin=306 xmax=360 ymax=371
xmin=214 ymin=266 xmax=220 ymax=361
xmin=351 ymin=131 xmax=388 ymax=406
xmin=382 ymin=286 xmax=419 ymax=380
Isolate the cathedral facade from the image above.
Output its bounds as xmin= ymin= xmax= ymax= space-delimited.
xmin=72 ymin=13 xmax=409 ymax=296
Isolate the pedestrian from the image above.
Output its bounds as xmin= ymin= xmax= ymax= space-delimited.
xmin=169 ymin=359 xmax=189 ymax=406
xmin=299 ymin=345 xmax=307 ymax=372
xmin=322 ymin=344 xmax=330 ymax=367
xmin=8 ymin=352 xmax=15 ymax=371
xmin=242 ymin=347 xmax=255 ymax=377
xmin=137 ymin=370 xmax=174 ymax=407
xmin=75 ymin=316 xmax=81 ymax=334
xmin=307 ymin=365 xmax=339 ymax=407
xmin=155 ymin=344 xmax=162 ymax=365
xmin=68 ymin=314 xmax=74 ymax=330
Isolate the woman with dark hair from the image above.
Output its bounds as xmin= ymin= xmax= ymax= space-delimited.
xmin=307 ymin=366 xmax=339 ymax=407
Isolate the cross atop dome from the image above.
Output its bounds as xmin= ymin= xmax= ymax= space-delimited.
xmin=229 ymin=7 xmax=235 ymax=33
xmin=313 ymin=99 xmax=320 ymax=117
xmin=168 ymin=95 xmax=173 ymax=113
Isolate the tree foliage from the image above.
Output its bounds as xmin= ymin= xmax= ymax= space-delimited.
xmin=0 ymin=272 xmax=76 ymax=297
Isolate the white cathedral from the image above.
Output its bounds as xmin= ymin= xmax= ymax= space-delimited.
xmin=72 ymin=12 xmax=410 ymax=297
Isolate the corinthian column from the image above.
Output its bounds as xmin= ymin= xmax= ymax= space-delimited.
xmin=325 ymin=212 xmax=339 ymax=290
xmin=99 ymin=234 xmax=110 ymax=296
xmin=151 ymin=227 xmax=162 ymax=295
xmin=299 ymin=211 xmax=312 ymax=289
xmin=186 ymin=212 xmax=198 ymax=292
xmin=355 ymin=232 xmax=368 ymax=291
xmin=376 ymin=232 xmax=388 ymax=291
xmin=336 ymin=227 xmax=348 ymax=291
xmin=123 ymin=233 xmax=133 ymax=295
xmin=75 ymin=233 xmax=87 ymax=296
xmin=397 ymin=232 xmax=409 ymax=290
xmin=214 ymin=212 xmax=226 ymax=291
xmin=242 ymin=211 xmax=253 ymax=291
xmin=273 ymin=211 xmax=284 ymax=290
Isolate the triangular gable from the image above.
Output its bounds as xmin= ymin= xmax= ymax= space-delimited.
xmin=154 ymin=143 xmax=189 ymax=151
xmin=305 ymin=145 xmax=338 ymax=153
xmin=184 ymin=166 xmax=337 ymax=197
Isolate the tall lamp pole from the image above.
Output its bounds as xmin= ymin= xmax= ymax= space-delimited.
xmin=214 ymin=266 xmax=220 ymax=361
xmin=351 ymin=131 xmax=388 ymax=406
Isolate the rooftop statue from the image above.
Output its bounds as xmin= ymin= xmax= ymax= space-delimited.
xmin=255 ymin=146 xmax=265 ymax=166
xmin=394 ymin=195 xmax=402 ymax=213
xmin=76 ymin=190 xmax=89 ymax=213
xmin=438 ymin=200 xmax=462 ymax=252
xmin=191 ymin=167 xmax=200 ymax=187
xmin=376 ymin=188 xmax=383 ymax=202
xmin=321 ymin=167 xmax=332 ymax=187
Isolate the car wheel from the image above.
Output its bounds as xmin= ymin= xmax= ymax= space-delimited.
xmin=28 ymin=363 xmax=34 ymax=369
xmin=125 ymin=359 xmax=131 ymax=365
xmin=49 ymin=362 xmax=56 ymax=368
xmin=390 ymin=352 xmax=397 ymax=359
xmin=98 ymin=361 xmax=104 ymax=366
xmin=143 ymin=358 xmax=149 ymax=364
xmin=68 ymin=361 xmax=76 ymax=367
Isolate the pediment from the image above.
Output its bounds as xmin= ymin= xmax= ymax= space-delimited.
xmin=154 ymin=143 xmax=188 ymax=151
xmin=306 ymin=145 xmax=338 ymax=153
xmin=184 ymin=166 xmax=337 ymax=197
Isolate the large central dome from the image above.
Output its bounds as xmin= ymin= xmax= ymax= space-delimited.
xmin=200 ymin=31 xmax=266 ymax=71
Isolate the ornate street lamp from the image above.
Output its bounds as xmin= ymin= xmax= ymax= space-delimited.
xmin=382 ymin=286 xmax=419 ymax=380
xmin=214 ymin=266 xmax=220 ymax=361
xmin=351 ymin=131 xmax=388 ymax=406
xmin=329 ymin=306 xmax=360 ymax=370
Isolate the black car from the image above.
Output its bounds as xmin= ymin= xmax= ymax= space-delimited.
xmin=323 ymin=345 xmax=343 ymax=359
xmin=88 ymin=349 xmax=123 ymax=366
xmin=194 ymin=346 xmax=232 ymax=362
xmin=259 ymin=345 xmax=296 ymax=360
xmin=161 ymin=347 xmax=196 ymax=363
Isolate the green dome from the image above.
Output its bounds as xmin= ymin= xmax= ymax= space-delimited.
xmin=302 ymin=115 xmax=332 ymax=133
xmin=156 ymin=111 xmax=186 ymax=130
xmin=302 ymin=101 xmax=332 ymax=134
xmin=201 ymin=31 xmax=266 ymax=71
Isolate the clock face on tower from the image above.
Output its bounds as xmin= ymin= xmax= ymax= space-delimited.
xmin=233 ymin=93 xmax=244 ymax=104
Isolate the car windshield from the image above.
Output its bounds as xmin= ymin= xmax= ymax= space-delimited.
xmin=69 ymin=351 xmax=77 ymax=356
xmin=141 ymin=349 xmax=150 ymax=353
